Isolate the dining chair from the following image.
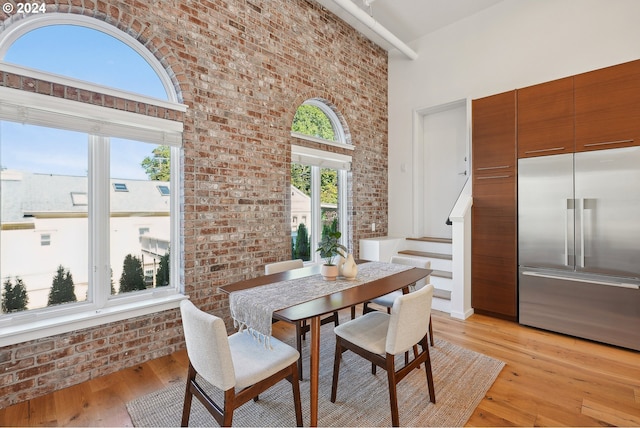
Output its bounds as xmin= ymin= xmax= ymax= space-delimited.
xmin=363 ymin=256 xmax=435 ymax=346
xmin=179 ymin=300 xmax=303 ymax=427
xmin=331 ymin=284 xmax=436 ymax=427
xmin=265 ymin=259 xmax=339 ymax=379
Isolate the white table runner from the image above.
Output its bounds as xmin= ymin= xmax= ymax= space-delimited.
xmin=229 ymin=261 xmax=413 ymax=347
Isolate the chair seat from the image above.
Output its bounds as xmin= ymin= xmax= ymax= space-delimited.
xmin=229 ymin=332 xmax=300 ymax=390
xmin=334 ymin=311 xmax=390 ymax=355
xmin=370 ymin=290 xmax=402 ymax=308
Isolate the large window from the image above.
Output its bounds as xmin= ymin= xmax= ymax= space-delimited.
xmin=291 ymin=99 xmax=351 ymax=262
xmin=0 ymin=14 xmax=185 ymax=346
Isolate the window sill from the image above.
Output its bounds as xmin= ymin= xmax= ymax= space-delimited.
xmin=0 ymin=293 xmax=188 ymax=347
xmin=291 ymin=131 xmax=355 ymax=150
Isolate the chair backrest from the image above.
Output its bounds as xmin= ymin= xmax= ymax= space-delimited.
xmin=265 ymin=259 xmax=304 ymax=274
xmin=180 ymin=300 xmax=236 ymax=390
xmin=390 ymin=256 xmax=431 ymax=289
xmin=385 ymin=284 xmax=434 ymax=355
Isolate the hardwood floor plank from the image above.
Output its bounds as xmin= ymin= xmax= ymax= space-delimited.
xmin=581 ymin=397 xmax=640 ymax=427
xmin=0 ymin=401 xmax=32 ymax=427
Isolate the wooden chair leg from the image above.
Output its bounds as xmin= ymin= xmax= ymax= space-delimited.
xmin=362 ymin=301 xmax=371 ymax=315
xmin=422 ymin=336 xmax=436 ymax=403
xmin=331 ymin=339 xmax=343 ymax=403
xmin=181 ymin=364 xmax=196 ymax=427
xmin=289 ymin=363 xmax=303 ymax=427
xmin=428 ymin=315 xmax=435 ymax=346
xmin=333 ymin=311 xmax=340 ymax=327
xmin=385 ymin=353 xmax=400 ymax=427
xmin=222 ymin=389 xmax=234 ymax=427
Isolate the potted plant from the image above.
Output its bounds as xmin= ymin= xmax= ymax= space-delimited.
xmin=316 ymin=231 xmax=347 ymax=281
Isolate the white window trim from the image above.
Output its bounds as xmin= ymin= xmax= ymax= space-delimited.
xmin=291 ymin=145 xmax=350 ymax=263
xmin=291 ymin=144 xmax=352 ymax=170
xmin=0 ymin=86 xmax=183 ymax=145
xmin=291 ymin=131 xmax=354 ymax=151
xmin=0 ymin=294 xmax=187 ymax=346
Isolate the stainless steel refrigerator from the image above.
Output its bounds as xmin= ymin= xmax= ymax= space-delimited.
xmin=518 ymin=146 xmax=640 ymax=351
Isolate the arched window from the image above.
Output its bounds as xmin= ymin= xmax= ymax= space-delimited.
xmin=291 ymin=99 xmax=346 ymax=143
xmin=0 ymin=14 xmax=174 ymax=100
xmin=290 ymin=99 xmax=352 ymax=263
xmin=0 ymin=14 xmax=185 ymax=346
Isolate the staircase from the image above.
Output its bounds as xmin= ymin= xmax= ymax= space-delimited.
xmin=397 ymin=237 xmax=452 ymax=314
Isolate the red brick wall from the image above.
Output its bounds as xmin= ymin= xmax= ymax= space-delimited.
xmin=0 ymin=0 xmax=388 ymax=407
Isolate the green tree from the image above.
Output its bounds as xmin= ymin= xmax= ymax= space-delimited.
xmin=141 ymin=145 xmax=170 ymax=181
xmin=321 ymin=217 xmax=339 ymax=240
xmin=291 ymin=164 xmax=311 ymax=196
xmin=2 ymin=277 xmax=29 ymax=313
xmin=119 ymin=254 xmax=146 ymax=293
xmin=48 ymin=265 xmax=77 ymax=306
xmin=155 ymin=251 xmax=170 ymax=287
xmin=294 ymin=223 xmax=311 ymax=261
xmin=291 ymin=104 xmax=335 ymax=141
xmin=320 ymin=168 xmax=338 ymax=204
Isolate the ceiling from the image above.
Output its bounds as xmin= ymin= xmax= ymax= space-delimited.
xmin=315 ymin=0 xmax=504 ymax=54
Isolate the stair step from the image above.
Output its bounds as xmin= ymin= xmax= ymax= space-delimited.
xmin=434 ymin=289 xmax=451 ymax=300
xmin=431 ymin=269 xmax=452 ymax=279
xmin=398 ymin=250 xmax=452 ymax=260
xmin=406 ymin=236 xmax=452 ymax=244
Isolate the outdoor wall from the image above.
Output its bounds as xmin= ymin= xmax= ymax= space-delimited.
xmin=0 ymin=0 xmax=388 ymax=407
xmin=388 ymin=0 xmax=640 ymax=237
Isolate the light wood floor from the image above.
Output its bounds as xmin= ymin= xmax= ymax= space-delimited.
xmin=2 ymin=309 xmax=639 ymax=426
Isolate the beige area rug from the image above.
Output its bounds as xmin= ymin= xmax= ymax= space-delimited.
xmin=127 ymin=324 xmax=504 ymax=427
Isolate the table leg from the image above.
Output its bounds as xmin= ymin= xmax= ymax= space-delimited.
xmin=310 ymin=316 xmax=320 ymax=427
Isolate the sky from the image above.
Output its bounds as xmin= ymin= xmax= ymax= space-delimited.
xmin=0 ymin=24 xmax=168 ymax=180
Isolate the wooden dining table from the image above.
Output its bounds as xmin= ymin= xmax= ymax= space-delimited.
xmin=219 ymin=261 xmax=432 ymax=427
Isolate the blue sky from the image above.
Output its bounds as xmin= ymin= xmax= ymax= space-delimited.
xmin=1 ymin=24 xmax=168 ymax=180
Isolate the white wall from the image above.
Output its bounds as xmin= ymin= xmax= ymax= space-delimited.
xmin=388 ymin=0 xmax=640 ymax=237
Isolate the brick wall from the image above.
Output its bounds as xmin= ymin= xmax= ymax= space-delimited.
xmin=0 ymin=0 xmax=388 ymax=407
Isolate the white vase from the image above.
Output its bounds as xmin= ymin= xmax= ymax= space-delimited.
xmin=337 ymin=255 xmax=346 ymax=276
xmin=341 ymin=253 xmax=358 ymax=280
xmin=321 ymin=264 xmax=339 ymax=281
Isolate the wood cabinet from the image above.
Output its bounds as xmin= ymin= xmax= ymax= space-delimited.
xmin=471 ymin=59 xmax=640 ymax=322
xmin=575 ymin=59 xmax=640 ymax=152
xmin=471 ymin=91 xmax=518 ymax=320
xmin=518 ymin=77 xmax=575 ymax=158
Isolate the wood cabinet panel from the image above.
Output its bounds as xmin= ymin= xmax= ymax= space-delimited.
xmin=472 ymin=91 xmax=517 ymax=171
xmin=518 ymin=77 xmax=575 ymax=158
xmin=471 ymin=177 xmax=517 ymax=319
xmin=575 ymin=59 xmax=640 ymax=152
xmin=472 ymin=91 xmax=517 ymax=320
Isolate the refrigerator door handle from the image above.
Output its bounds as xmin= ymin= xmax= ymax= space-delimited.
xmin=521 ymin=271 xmax=640 ymax=290
xmin=576 ymin=198 xmax=585 ymax=268
xmin=565 ymin=198 xmax=574 ymax=267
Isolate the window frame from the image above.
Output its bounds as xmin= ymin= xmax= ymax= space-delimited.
xmin=290 ymin=99 xmax=354 ymax=152
xmin=290 ymin=99 xmax=352 ymax=262
xmin=0 ymin=13 xmax=178 ymax=103
xmin=0 ymin=16 xmax=186 ymax=347
xmin=291 ymin=147 xmax=351 ymax=263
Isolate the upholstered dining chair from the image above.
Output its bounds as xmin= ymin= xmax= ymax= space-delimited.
xmin=331 ymin=284 xmax=436 ymax=427
xmin=179 ymin=300 xmax=303 ymax=427
xmin=265 ymin=259 xmax=339 ymax=379
xmin=363 ymin=256 xmax=435 ymax=346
